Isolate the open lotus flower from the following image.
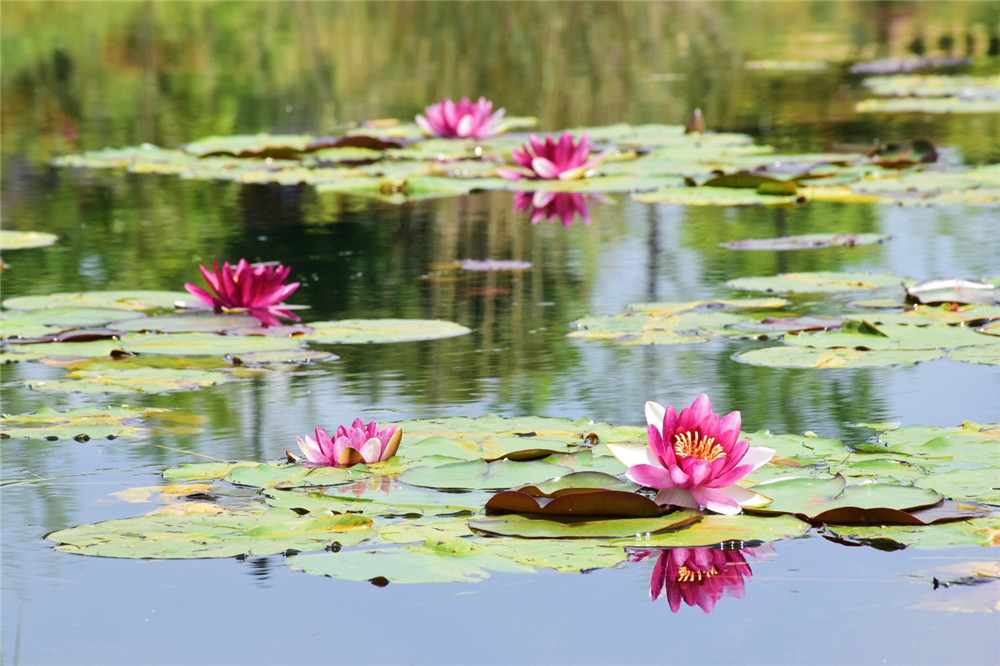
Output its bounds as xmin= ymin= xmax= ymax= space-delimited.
xmin=629 ymin=546 xmax=766 ymax=613
xmin=416 ymin=97 xmax=506 ymax=140
xmin=184 ymin=259 xmax=300 ymax=327
xmin=497 ymin=132 xmax=611 ymax=181
xmin=296 ymin=419 xmax=402 ymax=467
xmin=607 ymin=394 xmax=774 ymax=515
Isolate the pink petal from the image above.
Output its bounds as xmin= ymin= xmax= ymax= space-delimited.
xmin=691 ymin=487 xmax=742 ymax=515
xmin=653 ymin=487 xmax=698 ymax=509
xmin=531 ymin=157 xmax=560 ymax=179
xmin=626 ymin=463 xmax=677 ymax=489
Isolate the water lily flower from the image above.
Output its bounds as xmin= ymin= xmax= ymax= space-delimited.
xmin=513 ymin=191 xmax=593 ymax=226
xmin=497 ymin=132 xmax=611 ymax=181
xmin=416 ymin=97 xmax=506 ymax=140
xmin=296 ymin=419 xmax=402 ymax=467
xmin=629 ymin=546 xmax=764 ymax=613
xmin=184 ymin=259 xmax=300 ymax=327
xmin=607 ymin=394 xmax=774 ymax=515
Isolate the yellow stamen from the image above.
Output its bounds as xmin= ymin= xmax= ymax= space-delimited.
xmin=673 ymin=430 xmax=726 ymax=462
xmin=677 ymin=565 xmax=718 ymax=582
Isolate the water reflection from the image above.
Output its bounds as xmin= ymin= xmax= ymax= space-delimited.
xmin=512 ymin=191 xmax=609 ymax=226
xmin=627 ymin=543 xmax=775 ymax=613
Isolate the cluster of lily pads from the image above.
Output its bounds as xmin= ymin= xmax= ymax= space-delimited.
xmin=4 ymin=95 xmax=999 ymax=610
xmin=570 ymin=274 xmax=1000 ymax=368
xmin=48 ymin=95 xmax=1000 ymax=222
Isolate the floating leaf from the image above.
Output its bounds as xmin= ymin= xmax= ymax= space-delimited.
xmin=0 ymin=230 xmax=58 ymax=250
xmin=226 ymin=463 xmax=370 ymax=489
xmin=0 ymin=406 xmax=165 ymax=440
xmin=611 ymin=513 xmax=811 ymax=548
xmin=633 ymin=185 xmax=799 ymax=206
xmin=398 ymin=459 xmax=573 ymax=491
xmin=722 ymin=233 xmax=889 ymax=251
xmin=468 ymin=511 xmax=703 ymax=539
xmin=302 ymin=319 xmax=470 ymax=344
xmin=750 ymin=475 xmax=943 ymax=523
xmin=48 ymin=509 xmax=374 ymax=558
xmin=905 ymin=278 xmax=999 ymax=306
xmin=727 ymin=271 xmax=908 ymax=295
xmin=2 ymin=290 xmax=191 ymax=311
xmin=485 ymin=489 xmax=669 ymax=517
xmin=288 ymin=543 xmax=533 ymax=583
xmin=735 ymin=345 xmax=945 ymax=368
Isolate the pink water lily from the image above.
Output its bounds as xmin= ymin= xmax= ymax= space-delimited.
xmin=630 ymin=546 xmax=763 ymax=613
xmin=607 ymin=394 xmax=774 ymax=515
xmin=296 ymin=419 xmax=402 ymax=467
xmin=416 ymin=97 xmax=506 ymax=140
xmin=498 ymin=132 xmax=610 ymax=181
xmin=184 ymin=259 xmax=300 ymax=327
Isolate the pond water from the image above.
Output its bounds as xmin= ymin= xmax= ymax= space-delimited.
xmin=2 ymin=2 xmax=999 ymax=664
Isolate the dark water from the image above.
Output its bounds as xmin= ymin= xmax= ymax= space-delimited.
xmin=3 ymin=3 xmax=1000 ymax=664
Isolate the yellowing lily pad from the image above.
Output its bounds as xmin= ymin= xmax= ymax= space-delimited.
xmin=727 ymin=271 xmax=908 ymax=295
xmin=0 ymin=230 xmax=59 ymax=250
xmin=302 ymin=319 xmax=471 ymax=344
xmin=0 ymin=406 xmax=166 ymax=440
xmin=633 ymin=185 xmax=799 ymax=206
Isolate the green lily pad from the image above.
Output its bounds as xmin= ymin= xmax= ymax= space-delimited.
xmin=398 ymin=459 xmax=574 ymax=491
xmin=468 ymin=511 xmax=703 ymax=539
xmin=182 ymin=134 xmax=317 ymax=158
xmin=485 ymin=489 xmax=669 ymax=517
xmin=0 ymin=230 xmax=59 ymax=250
xmin=785 ymin=319 xmax=1000 ymax=352
xmin=2 ymin=290 xmax=191 ymax=311
xmin=727 ymin=271 xmax=908 ymax=295
xmin=163 ymin=461 xmax=261 ymax=481
xmin=288 ymin=543 xmax=534 ymax=583
xmin=121 ymin=332 xmax=303 ymax=356
xmin=825 ymin=517 xmax=1000 ymax=549
xmin=611 ymin=513 xmax=811 ymax=547
xmin=48 ymin=509 xmax=374 ymax=558
xmin=23 ymin=367 xmax=235 ymax=395
xmin=302 ymin=318 xmax=471 ymax=343
xmin=735 ymin=345 xmax=946 ymax=368
xmin=750 ymin=474 xmax=943 ymax=523
xmin=226 ymin=463 xmax=370 ymax=489
xmin=633 ymin=185 xmax=799 ymax=206
xmin=0 ymin=406 xmax=165 ymax=440
xmin=113 ymin=313 xmax=264 ymax=333
xmin=0 ymin=307 xmax=143 ymax=328
xmin=722 ymin=233 xmax=890 ymax=250
xmin=264 ymin=485 xmax=483 ymax=518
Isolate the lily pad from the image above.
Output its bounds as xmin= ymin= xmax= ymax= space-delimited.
xmin=398 ymin=459 xmax=574 ymax=491
xmin=302 ymin=319 xmax=470 ymax=344
xmin=727 ymin=271 xmax=908 ymax=295
xmin=2 ymin=290 xmax=191 ymax=311
xmin=633 ymin=185 xmax=799 ymax=206
xmin=288 ymin=543 xmax=534 ymax=583
xmin=721 ymin=233 xmax=889 ymax=250
xmin=735 ymin=345 xmax=946 ymax=369
xmin=0 ymin=230 xmax=59 ymax=250
xmin=468 ymin=511 xmax=703 ymax=539
xmin=485 ymin=489 xmax=669 ymax=518
xmin=611 ymin=513 xmax=811 ymax=548
xmin=226 ymin=463 xmax=370 ymax=489
xmin=47 ymin=509 xmax=374 ymax=558
xmin=0 ymin=406 xmax=166 ymax=440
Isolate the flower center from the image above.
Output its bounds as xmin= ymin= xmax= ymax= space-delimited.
xmin=677 ymin=565 xmax=718 ymax=582
xmin=673 ymin=430 xmax=726 ymax=462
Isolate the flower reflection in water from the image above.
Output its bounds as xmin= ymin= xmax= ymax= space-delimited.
xmin=628 ymin=544 xmax=774 ymax=613
xmin=512 ymin=191 xmax=610 ymax=226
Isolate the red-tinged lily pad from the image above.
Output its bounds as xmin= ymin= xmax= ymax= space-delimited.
xmin=739 ymin=315 xmax=844 ymax=334
xmin=722 ymin=233 xmax=889 ymax=251
xmin=905 ymin=278 xmax=999 ymax=306
xmin=0 ymin=230 xmax=59 ymax=250
xmin=0 ymin=405 xmax=167 ymax=440
xmin=485 ymin=489 xmax=669 ymax=517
